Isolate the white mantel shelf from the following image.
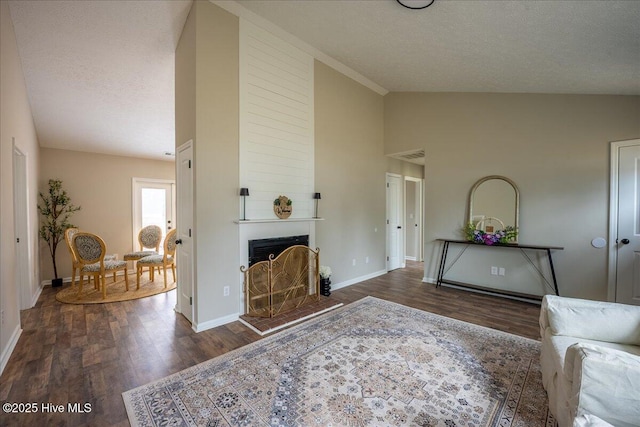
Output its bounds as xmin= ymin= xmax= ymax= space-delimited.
xmin=234 ymin=218 xmax=324 ymax=224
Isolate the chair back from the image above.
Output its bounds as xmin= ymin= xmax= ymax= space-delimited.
xmin=138 ymin=225 xmax=162 ymax=251
xmin=164 ymin=229 xmax=178 ymax=259
xmin=73 ymin=232 xmax=106 ymax=265
xmin=64 ymin=227 xmax=79 ymax=263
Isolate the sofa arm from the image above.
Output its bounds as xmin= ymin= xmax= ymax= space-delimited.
xmin=541 ymin=295 xmax=640 ymax=345
xmin=565 ymin=343 xmax=640 ymax=427
xmin=573 ymin=413 xmax=615 ymax=427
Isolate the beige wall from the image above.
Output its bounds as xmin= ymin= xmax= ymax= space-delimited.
xmin=315 ymin=61 xmax=386 ymax=282
xmin=175 ymin=0 xmax=240 ymax=328
xmin=0 ymin=1 xmax=41 ymax=371
xmin=385 ymin=92 xmax=640 ymax=300
xmin=175 ymin=2 xmax=195 ymax=150
xmin=39 ymin=148 xmax=175 ymax=281
xmin=387 ymin=157 xmax=424 ymax=179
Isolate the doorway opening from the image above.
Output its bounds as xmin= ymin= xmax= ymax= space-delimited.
xmin=132 ymin=178 xmax=175 ymax=254
xmin=404 ymin=177 xmax=424 ymax=263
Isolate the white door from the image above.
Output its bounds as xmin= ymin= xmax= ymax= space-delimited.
xmin=132 ymin=178 xmax=175 ymax=250
xmin=13 ymin=143 xmax=32 ymax=309
xmin=616 ymin=142 xmax=640 ymax=305
xmin=176 ymin=141 xmax=194 ymax=322
xmin=387 ymin=173 xmax=403 ymax=271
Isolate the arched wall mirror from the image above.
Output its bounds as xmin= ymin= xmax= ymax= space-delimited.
xmin=468 ymin=176 xmax=519 ymax=242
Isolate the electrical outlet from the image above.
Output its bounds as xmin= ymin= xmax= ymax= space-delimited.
xmin=498 ymin=267 xmax=505 ymax=276
xmin=365 ymin=256 xmax=369 ymax=264
xmin=490 ymin=266 xmax=498 ymax=276
xmin=223 ymin=286 xmax=230 ymax=297
xmin=352 ymin=259 xmax=356 ymax=266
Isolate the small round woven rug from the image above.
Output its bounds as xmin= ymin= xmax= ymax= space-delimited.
xmin=55 ymin=273 xmax=176 ymax=304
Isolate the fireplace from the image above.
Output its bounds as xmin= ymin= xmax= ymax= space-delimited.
xmin=248 ymin=235 xmax=309 ymax=267
xmin=242 ymin=244 xmax=320 ymax=318
xmin=238 ymin=221 xmax=317 ymax=316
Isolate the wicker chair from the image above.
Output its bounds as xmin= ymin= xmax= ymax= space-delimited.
xmin=124 ymin=225 xmax=163 ymax=264
xmin=72 ymin=232 xmax=128 ymax=299
xmin=136 ymin=228 xmax=177 ymax=289
xmin=64 ymin=227 xmax=116 ymax=288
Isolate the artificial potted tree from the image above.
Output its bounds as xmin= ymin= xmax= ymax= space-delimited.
xmin=38 ymin=179 xmax=81 ymax=287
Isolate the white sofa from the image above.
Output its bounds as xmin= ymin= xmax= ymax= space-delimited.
xmin=539 ymin=295 xmax=640 ymax=427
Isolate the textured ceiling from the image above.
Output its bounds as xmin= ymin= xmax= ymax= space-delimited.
xmin=235 ymin=0 xmax=640 ymax=95
xmin=7 ymin=0 xmax=640 ymax=161
xmin=8 ymin=0 xmax=192 ymax=161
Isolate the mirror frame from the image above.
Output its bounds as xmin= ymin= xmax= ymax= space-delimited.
xmin=468 ymin=175 xmax=520 ymax=240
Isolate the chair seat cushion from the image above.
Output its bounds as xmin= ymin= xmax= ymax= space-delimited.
xmin=81 ymin=260 xmax=127 ymax=272
xmin=105 ymin=254 xmax=117 ymax=261
xmin=124 ymin=251 xmax=157 ymax=260
xmin=138 ymin=254 xmax=173 ymax=265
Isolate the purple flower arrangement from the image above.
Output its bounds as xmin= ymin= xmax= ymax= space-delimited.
xmin=464 ymin=223 xmax=518 ymax=245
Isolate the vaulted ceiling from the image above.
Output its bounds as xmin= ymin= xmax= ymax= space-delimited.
xmin=8 ymin=0 xmax=640 ymax=161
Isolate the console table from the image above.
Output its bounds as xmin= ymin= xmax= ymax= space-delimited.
xmin=435 ymin=239 xmax=563 ymax=300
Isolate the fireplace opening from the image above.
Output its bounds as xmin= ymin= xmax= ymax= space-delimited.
xmin=248 ymin=235 xmax=309 ymax=267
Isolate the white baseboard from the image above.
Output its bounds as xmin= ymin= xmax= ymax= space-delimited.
xmin=424 ymin=277 xmax=542 ymax=305
xmin=31 ymin=283 xmax=43 ymax=307
xmin=41 ymin=270 xmax=129 ymax=287
xmin=198 ymin=269 xmax=386 ymax=333
xmin=331 ymin=269 xmax=388 ymax=291
xmin=192 ymin=312 xmax=239 ymax=333
xmin=0 ymin=324 xmax=22 ymax=376
xmin=405 ymin=256 xmax=417 ymax=261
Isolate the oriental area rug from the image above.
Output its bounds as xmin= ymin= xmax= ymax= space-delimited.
xmin=123 ymin=297 xmax=555 ymax=427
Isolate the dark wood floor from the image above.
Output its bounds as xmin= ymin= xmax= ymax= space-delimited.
xmin=0 ymin=261 xmax=542 ymax=426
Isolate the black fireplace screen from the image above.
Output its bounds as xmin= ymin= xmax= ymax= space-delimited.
xmin=248 ymin=235 xmax=309 ymax=267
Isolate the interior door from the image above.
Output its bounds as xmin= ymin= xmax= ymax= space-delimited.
xmin=616 ymin=143 xmax=640 ymax=305
xmin=13 ymin=143 xmax=32 ymax=309
xmin=387 ymin=173 xmax=403 ymax=271
xmin=176 ymin=141 xmax=194 ymax=322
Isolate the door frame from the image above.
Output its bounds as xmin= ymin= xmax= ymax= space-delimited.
xmin=131 ymin=177 xmax=176 ymax=251
xmin=608 ymin=138 xmax=640 ymax=301
xmin=404 ymin=176 xmax=424 ymax=262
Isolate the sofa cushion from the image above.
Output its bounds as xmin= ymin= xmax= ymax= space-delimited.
xmin=566 ymin=343 xmax=640 ymax=427
xmin=548 ymin=335 xmax=640 ymax=384
xmin=544 ymin=295 xmax=640 ymax=345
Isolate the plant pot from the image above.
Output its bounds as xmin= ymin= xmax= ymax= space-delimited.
xmin=52 ymin=278 xmax=63 ymax=288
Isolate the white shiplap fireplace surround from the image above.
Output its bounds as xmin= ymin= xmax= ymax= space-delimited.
xmin=237 ymin=19 xmax=319 ymax=314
